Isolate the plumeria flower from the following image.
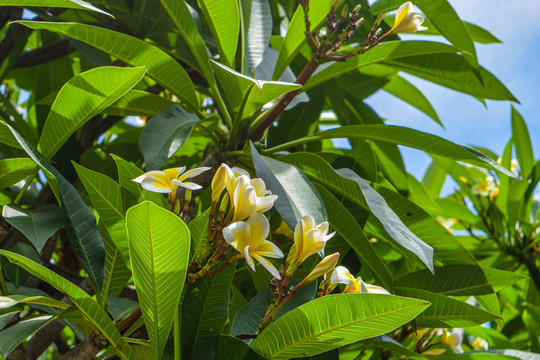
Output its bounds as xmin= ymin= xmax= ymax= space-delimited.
xmin=223 ymin=212 xmax=284 ymax=279
xmin=386 ymin=1 xmax=427 ymax=36
xmin=330 ymin=266 xmax=390 ymax=294
xmin=231 ymin=175 xmax=277 ymax=221
xmin=286 ymin=215 xmax=335 ymax=270
xmin=299 ymin=253 xmax=340 ymax=287
xmin=470 ymin=336 xmax=489 ymax=351
xmin=132 ymin=166 xmax=210 ymax=193
xmin=438 ymin=329 xmax=464 ymax=354
xmin=471 ymin=175 xmax=496 ymax=196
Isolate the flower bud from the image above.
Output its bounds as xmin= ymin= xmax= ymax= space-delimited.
xmin=211 ymin=164 xmax=228 ymax=203
xmin=352 ymin=4 xmax=361 ymax=14
xmin=385 ymin=2 xmax=427 ymax=36
xmin=340 ymin=4 xmax=348 ymax=18
xmin=301 ymin=253 xmax=340 ymax=285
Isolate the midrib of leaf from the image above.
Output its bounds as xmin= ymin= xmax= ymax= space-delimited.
xmin=268 ymin=298 xmax=428 ymax=357
xmin=101 ymin=247 xmax=121 ymax=303
xmin=147 ymin=210 xmax=159 ymax=358
xmin=0 ymin=162 xmax=35 ymax=179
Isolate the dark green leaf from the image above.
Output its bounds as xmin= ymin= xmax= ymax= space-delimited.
xmin=0 ymin=158 xmax=36 ymax=189
xmin=511 ymin=106 xmax=534 ymax=178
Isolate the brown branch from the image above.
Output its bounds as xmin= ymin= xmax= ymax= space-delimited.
xmin=56 ymin=333 xmax=107 ymax=360
xmin=6 ymin=344 xmax=28 ymax=360
xmin=25 ymin=322 xmax=65 ymax=360
xmin=12 ymin=39 xmax=74 ymax=69
xmin=0 ymin=8 xmax=31 ymax=65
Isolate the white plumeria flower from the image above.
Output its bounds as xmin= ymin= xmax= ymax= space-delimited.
xmin=387 ymin=1 xmax=427 ymax=36
xmin=330 ymin=266 xmax=390 ymax=295
xmin=471 ymin=175 xmax=496 ymax=196
xmin=438 ymin=329 xmax=464 ymax=354
xmin=132 ymin=166 xmax=210 ymax=193
xmin=232 ymin=175 xmax=277 ymax=221
xmin=223 ymin=213 xmax=284 ymax=279
xmin=286 ymin=215 xmax=335 ymax=268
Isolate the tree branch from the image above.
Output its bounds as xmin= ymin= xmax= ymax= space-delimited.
xmin=0 ymin=8 xmax=31 ymax=65
xmin=12 ymin=39 xmax=74 ymax=69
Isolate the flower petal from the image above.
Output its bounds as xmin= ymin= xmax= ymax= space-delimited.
xmin=244 ymin=245 xmax=256 ymax=271
xmin=365 ymin=284 xmax=391 ymax=295
xmin=172 ymin=180 xmax=202 ymax=190
xmin=252 ymin=254 xmax=281 ymax=280
xmin=254 ymin=240 xmax=284 ymax=258
xmin=132 ymin=170 xmax=165 ymax=183
xmin=302 ymin=214 xmax=316 ymax=230
xmin=246 ymin=213 xmax=270 ymax=244
xmin=255 ymin=195 xmax=276 ymax=213
xmin=330 ymin=266 xmax=355 ymax=286
xmin=180 ymin=166 xmax=211 ymax=181
xmin=395 ymin=1 xmax=413 ymax=25
xmin=250 ymin=178 xmax=267 ymax=196
xmin=164 ymin=167 xmax=185 ymax=180
xmin=223 ymin=221 xmax=251 ymax=250
xmin=141 ymin=176 xmax=173 ymax=193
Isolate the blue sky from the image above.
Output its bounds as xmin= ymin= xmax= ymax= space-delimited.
xmin=365 ymin=1 xmax=540 ymax=179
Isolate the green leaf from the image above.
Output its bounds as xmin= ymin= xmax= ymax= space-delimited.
xmin=374 ymin=186 xmax=476 ymax=266
xmin=0 ymin=295 xmax=69 ymax=311
xmin=274 ymin=0 xmax=336 ymax=79
xmin=100 ymin=222 xmax=131 ymax=300
xmin=2 ymin=205 xmax=64 ymax=252
xmin=252 ymin=294 xmax=430 ymax=359
xmin=16 ymin=21 xmax=199 ymax=111
xmin=316 ymin=185 xmax=393 ymax=290
xmin=138 ymin=105 xmax=199 ymax=170
xmin=0 ymin=312 xmax=18 ymax=331
xmin=338 ymin=168 xmax=434 ymax=272
xmin=125 ymin=201 xmax=190 ymax=359
xmin=73 ymin=163 xmax=129 ymax=263
xmin=394 ymin=265 xmax=495 ymax=296
xmin=0 ymin=0 xmax=112 ymax=16
xmin=104 ymin=90 xmax=177 ymax=117
xmin=111 ymin=154 xmax=168 ymax=208
xmin=243 ymin=0 xmax=272 ymax=75
xmin=211 ymin=61 xmax=301 ymax=119
xmin=1 ymin=242 xmax=41 ymax=288
xmin=159 ymin=0 xmax=214 ymax=82
xmin=7 ymin=124 xmax=105 ymax=287
xmin=36 ymin=66 xmax=146 ymax=159
xmin=480 ymin=350 xmax=540 ymax=360
xmin=198 ymin=0 xmax=239 ymax=67
xmin=305 ymin=41 xmax=457 ymax=91
xmin=395 ymin=287 xmax=498 ymax=328
xmin=230 ymin=287 xmax=271 ymax=337
xmin=0 ymin=250 xmax=136 ymax=359
xmin=215 ymin=335 xmax=266 ymax=360
xmin=188 ymin=208 xmax=211 ymax=262
xmin=0 ymin=158 xmax=36 ymax=189
xmin=251 ymin=142 xmax=327 ymax=229
xmin=268 ymin=125 xmax=514 ymax=176
xmin=0 ymin=315 xmax=54 ymax=358
xmin=382 ymin=54 xmax=517 ymax=101
xmin=181 ymin=264 xmax=236 ymax=360
xmin=0 ymin=121 xmax=22 ymax=149
xmin=382 ymin=75 xmax=441 ymax=126
xmin=511 ymin=106 xmax=534 ymax=178
xmin=481 ymin=266 xmax=528 ymax=292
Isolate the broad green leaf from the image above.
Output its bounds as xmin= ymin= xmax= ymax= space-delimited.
xmin=434 ymin=198 xmax=478 ymax=225
xmin=243 ymin=0 xmax=272 ymax=75
xmin=2 ymin=205 xmax=64 ymax=252
xmin=434 ymin=355 xmax=515 ymax=360
xmin=104 ymin=90 xmax=177 ymax=117
xmin=111 ymin=154 xmax=168 ymax=208
xmin=0 ymin=295 xmax=69 ymax=310
xmin=418 ymin=18 xmax=502 ymax=44
xmin=251 ymin=142 xmax=327 ymax=229
xmin=231 ymin=287 xmax=272 ymax=337
xmin=139 ymin=105 xmax=199 ymax=170
xmin=0 ymin=158 xmax=36 ymax=189
xmin=1 ymin=242 xmax=41 ymax=288
xmin=211 ymin=61 xmax=301 ymax=119
xmin=394 ymin=265 xmax=494 ymax=296
xmin=182 ymin=264 xmax=236 ymax=360
xmin=125 ymin=201 xmax=190 ymax=359
xmin=16 ymin=21 xmax=199 ymax=110
xmin=36 ymin=66 xmax=146 ymax=159
xmin=198 ymin=0 xmax=239 ymax=67
xmin=7 ymin=124 xmax=105 ymax=287
xmin=481 ymin=350 xmax=540 ymax=360
xmin=305 ymin=41 xmax=457 ymax=91
xmin=252 ymin=294 xmax=430 ymax=359
xmin=100 ymin=222 xmax=130 ymax=300
xmin=0 ymin=0 xmax=112 ymax=16
xmin=383 ymin=54 xmax=517 ymax=101
xmin=106 ymin=295 xmax=139 ymax=321
xmin=511 ymin=106 xmax=534 ymax=178
xmin=159 ymin=0 xmax=214 ymax=82
xmin=267 ymin=125 xmax=514 ymax=176
xmin=0 ymin=250 xmax=136 ymax=359
xmin=0 ymin=120 xmax=21 ymax=149
xmin=188 ymin=207 xmax=211 ymax=262
xmin=273 ymin=0 xmax=336 ymax=79
xmin=316 ymin=185 xmax=393 ymax=290
xmin=382 ymin=75 xmax=441 ymax=126
xmin=481 ymin=266 xmax=528 ymax=292
xmin=375 ymin=186 xmax=476 ymax=266
xmin=372 ymin=335 xmax=426 ymax=360
xmin=73 ymin=162 xmax=129 ymax=262
xmin=0 ymin=312 xmax=17 ymax=331
xmin=0 ymin=315 xmax=54 ymax=358
xmin=339 ymin=169 xmax=434 ymax=272
xmin=395 ymin=287 xmax=498 ymax=328
xmin=422 ymin=161 xmax=447 ymax=197
xmin=215 ymin=335 xmax=266 ymax=360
